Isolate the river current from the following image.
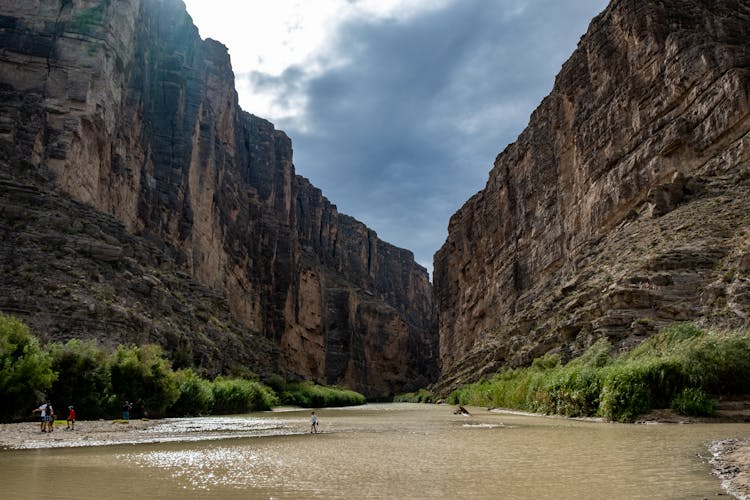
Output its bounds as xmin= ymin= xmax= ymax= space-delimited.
xmin=1 ymin=403 xmax=747 ymax=499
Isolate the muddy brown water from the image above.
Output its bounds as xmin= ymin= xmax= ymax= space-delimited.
xmin=0 ymin=403 xmax=748 ymax=499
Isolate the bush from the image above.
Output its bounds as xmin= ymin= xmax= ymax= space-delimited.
xmin=281 ymin=381 xmax=366 ymax=408
xmin=599 ymin=364 xmax=653 ymax=422
xmin=445 ymin=323 xmax=749 ymax=422
xmin=394 ymin=388 xmax=434 ymax=403
xmin=169 ymin=369 xmax=214 ymax=416
xmin=211 ymin=377 xmax=277 ymax=414
xmin=109 ymin=344 xmax=179 ymax=418
xmin=671 ymin=387 xmax=716 ymax=417
xmin=0 ymin=313 xmax=56 ymax=421
xmin=544 ymin=366 xmax=601 ymax=417
xmin=48 ymin=339 xmax=112 ymax=420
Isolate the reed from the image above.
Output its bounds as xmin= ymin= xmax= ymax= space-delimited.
xmin=449 ymin=323 xmax=750 ymax=422
xmin=279 ymin=381 xmax=366 ymax=408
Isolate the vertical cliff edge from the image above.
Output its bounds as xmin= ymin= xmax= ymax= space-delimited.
xmin=434 ymin=0 xmax=750 ymax=391
xmin=0 ymin=0 xmax=437 ymax=396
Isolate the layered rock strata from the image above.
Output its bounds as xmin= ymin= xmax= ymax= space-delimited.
xmin=434 ymin=0 xmax=750 ymax=391
xmin=0 ymin=0 xmax=437 ymax=396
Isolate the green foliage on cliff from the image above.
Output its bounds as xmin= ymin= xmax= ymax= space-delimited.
xmin=70 ymin=3 xmax=106 ymax=36
xmin=449 ymin=323 xmax=750 ymax=422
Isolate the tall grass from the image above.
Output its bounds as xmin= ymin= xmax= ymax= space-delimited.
xmin=449 ymin=323 xmax=750 ymax=422
xmin=393 ymin=388 xmax=434 ymax=403
xmin=279 ymin=381 xmax=366 ymax=408
xmin=211 ymin=377 xmax=278 ymax=413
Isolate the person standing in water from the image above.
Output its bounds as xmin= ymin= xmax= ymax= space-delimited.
xmin=310 ymin=411 xmax=319 ymax=434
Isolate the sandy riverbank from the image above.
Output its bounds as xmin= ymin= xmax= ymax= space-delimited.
xmin=0 ymin=414 xmax=303 ymax=450
xmin=0 ymin=419 xmax=167 ymax=449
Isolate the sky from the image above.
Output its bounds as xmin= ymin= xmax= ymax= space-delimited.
xmin=182 ymin=0 xmax=610 ymax=277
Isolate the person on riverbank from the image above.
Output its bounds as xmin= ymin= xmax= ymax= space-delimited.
xmin=66 ymin=406 xmax=76 ymax=430
xmin=31 ymin=402 xmax=48 ymax=432
xmin=46 ymin=402 xmax=54 ymax=432
xmin=310 ymin=411 xmax=319 ymax=434
xmin=122 ymin=401 xmax=132 ymax=421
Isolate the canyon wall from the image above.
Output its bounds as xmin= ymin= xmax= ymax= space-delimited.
xmin=0 ymin=0 xmax=437 ymax=396
xmin=434 ymin=0 xmax=750 ymax=390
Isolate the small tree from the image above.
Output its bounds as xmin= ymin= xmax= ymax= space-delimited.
xmin=0 ymin=313 xmax=56 ymax=421
xmin=109 ymin=344 xmax=179 ymax=418
xmin=169 ymin=368 xmax=214 ymax=416
xmin=48 ymin=339 xmax=112 ymax=420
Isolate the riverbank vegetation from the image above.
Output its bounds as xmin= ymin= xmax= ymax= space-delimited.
xmin=265 ymin=375 xmax=366 ymax=407
xmin=448 ymin=323 xmax=750 ymax=422
xmin=0 ymin=312 xmax=365 ymax=422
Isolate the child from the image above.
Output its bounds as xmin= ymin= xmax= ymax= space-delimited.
xmin=310 ymin=411 xmax=319 ymax=434
xmin=66 ymin=406 xmax=76 ymax=430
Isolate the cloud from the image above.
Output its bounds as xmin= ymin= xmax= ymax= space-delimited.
xmin=235 ymin=0 xmax=609 ymax=274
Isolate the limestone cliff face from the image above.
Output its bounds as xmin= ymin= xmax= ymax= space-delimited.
xmin=434 ymin=0 xmax=750 ymax=390
xmin=0 ymin=0 xmax=437 ymax=396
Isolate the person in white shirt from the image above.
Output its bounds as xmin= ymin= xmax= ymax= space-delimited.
xmin=310 ymin=411 xmax=319 ymax=434
xmin=32 ymin=402 xmax=48 ymax=432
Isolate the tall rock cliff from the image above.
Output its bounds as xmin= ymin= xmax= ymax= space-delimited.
xmin=434 ymin=0 xmax=750 ymax=391
xmin=0 ymin=0 xmax=437 ymax=396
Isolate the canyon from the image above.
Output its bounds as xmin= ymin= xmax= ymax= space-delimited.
xmin=0 ymin=0 xmax=436 ymax=397
xmin=1 ymin=0 xmax=749 ymax=398
xmin=433 ymin=0 xmax=750 ymax=391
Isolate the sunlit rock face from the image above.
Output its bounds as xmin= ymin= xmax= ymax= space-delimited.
xmin=433 ymin=0 xmax=750 ymax=391
xmin=0 ymin=0 xmax=437 ymax=396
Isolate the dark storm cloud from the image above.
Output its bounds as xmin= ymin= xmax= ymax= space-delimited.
xmin=244 ymin=0 xmax=609 ymax=273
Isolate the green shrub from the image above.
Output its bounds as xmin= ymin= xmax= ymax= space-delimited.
xmin=445 ymin=323 xmax=749 ymax=422
xmin=169 ymin=369 xmax=214 ymax=416
xmin=281 ymin=381 xmax=366 ymax=408
xmin=211 ymin=377 xmax=277 ymax=414
xmin=531 ymin=353 xmax=561 ymax=371
xmin=0 ymin=313 xmax=56 ymax=421
xmin=671 ymin=387 xmax=716 ymax=417
xmin=570 ymin=338 xmax=613 ymax=368
xmin=544 ymin=366 xmax=601 ymax=417
xmin=599 ymin=364 xmax=653 ymax=422
xmin=48 ymin=339 xmax=112 ymax=420
xmin=109 ymin=344 xmax=179 ymax=418
xmin=394 ymin=388 xmax=434 ymax=403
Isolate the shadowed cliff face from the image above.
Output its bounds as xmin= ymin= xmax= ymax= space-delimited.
xmin=0 ymin=0 xmax=437 ymax=396
xmin=434 ymin=0 xmax=750 ymax=391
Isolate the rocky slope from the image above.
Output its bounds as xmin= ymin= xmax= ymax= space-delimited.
xmin=0 ymin=0 xmax=437 ymax=396
xmin=433 ymin=0 xmax=750 ymax=392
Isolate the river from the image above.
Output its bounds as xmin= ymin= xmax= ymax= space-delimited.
xmin=0 ymin=403 xmax=747 ymax=499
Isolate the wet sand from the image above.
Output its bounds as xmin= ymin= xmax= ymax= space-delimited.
xmin=0 ymin=414 xmax=303 ymax=450
xmin=711 ymin=439 xmax=750 ymax=500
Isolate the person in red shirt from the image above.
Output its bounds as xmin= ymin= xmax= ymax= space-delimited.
xmin=66 ymin=406 xmax=76 ymax=431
